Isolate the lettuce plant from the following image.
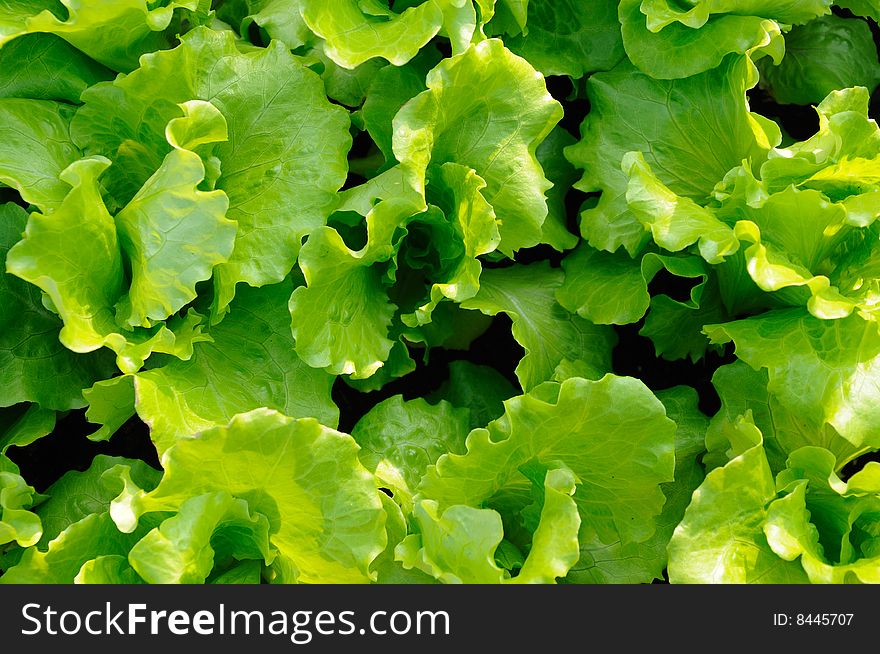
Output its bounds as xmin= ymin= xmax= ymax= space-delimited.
xmin=1 ymin=0 xmax=879 ymax=585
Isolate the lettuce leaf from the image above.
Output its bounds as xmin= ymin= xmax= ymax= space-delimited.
xmin=565 ymin=54 xmax=775 ymax=256
xmin=111 ymin=409 xmax=386 ymax=583
xmin=418 ymin=375 xmax=676 ymax=579
xmin=462 ymin=263 xmax=616 ymax=390
xmin=758 ymin=15 xmax=880 ymax=106
xmin=394 ymin=39 xmax=562 ymax=254
xmin=619 ymin=0 xmax=804 ymax=80
xmin=71 ymin=27 xmax=350 ymax=315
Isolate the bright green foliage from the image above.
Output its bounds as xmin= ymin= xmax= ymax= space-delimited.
xmin=300 ymin=0 xmax=496 ymax=68
xmin=135 ymin=279 xmax=338 ymax=454
xmin=215 ymin=0 xmax=313 ymax=50
xmin=706 ymin=310 xmax=880 ymax=457
xmin=417 ymin=375 xmax=676 ymax=580
xmin=114 ymin=100 xmax=234 ymax=328
xmin=352 ymin=396 xmax=470 ymax=511
xmin=0 ymin=467 xmax=42 ymax=548
xmin=603 ymin=85 xmax=880 ymax=335
xmin=568 ymin=386 xmax=707 ymax=583
xmin=0 ymin=99 xmax=80 ymax=212
xmin=620 ymin=0 xmax=804 ymax=80
xmin=565 ymin=55 xmax=776 ymax=256
xmin=668 ymin=423 xmax=810 ymax=583
xmin=111 ymin=409 xmax=386 ymax=583
xmin=2 ymin=0 xmax=880 ymax=587
xmin=128 ymin=491 xmax=272 ymax=584
xmin=398 ymin=465 xmax=581 ymax=584
xmin=362 ymin=51 xmax=434 ymax=165
xmin=0 ymin=34 xmax=112 ymax=103
xmin=394 ymin=38 xmax=563 ymax=254
xmin=71 ymin=27 xmax=350 ymax=314
xmin=670 ymin=424 xmax=880 ymax=583
xmin=0 ymin=0 xmax=204 ymax=72
xmin=290 ymin=162 xmax=501 ymax=380
xmin=428 ymin=361 xmax=517 ymax=429
xmin=34 ymin=455 xmax=161 ymax=546
xmin=1 ymin=204 xmax=114 ymax=410
xmin=463 ymin=263 xmax=616 ymax=390
xmin=840 ymin=0 xmax=880 ymax=20
xmin=0 ymin=406 xmax=55 ymax=456
xmin=490 ymin=0 xmax=625 ymax=78
xmin=758 ymin=15 xmax=880 ymax=105
xmin=0 ymin=512 xmax=156 ymax=583
xmin=5 ymin=156 xmax=211 ymax=373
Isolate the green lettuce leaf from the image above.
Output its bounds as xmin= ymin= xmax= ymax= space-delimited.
xmin=6 ymin=157 xmax=210 ymax=373
xmin=565 ymin=54 xmax=776 ymax=256
xmin=0 ymin=404 xmax=56 ymax=455
xmin=757 ymin=15 xmax=880 ymax=106
xmin=622 ymin=87 xmax=880 ymax=321
xmin=0 ymin=34 xmax=112 ymax=103
xmin=535 ymin=127 xmax=580 ymax=252
xmin=75 ymin=555 xmax=144 ymax=583
xmin=71 ymin=27 xmax=350 ymax=314
xmin=418 ymin=375 xmax=676 ymax=575
xmin=462 ymin=263 xmax=616 ymax=391
xmin=766 ymin=448 xmax=880 ymax=583
xmin=114 ymin=100 xmax=235 ymax=328
xmin=34 ymin=455 xmax=160 ymax=547
xmin=0 ymin=468 xmax=42 ymax=547
xmin=0 ymin=0 xmax=62 ymax=45
xmin=82 ymin=376 xmax=135 ymax=443
xmin=290 ymin=197 xmax=419 ymax=380
xmin=399 ymin=464 xmax=581 ymax=583
xmin=726 ymin=186 xmax=867 ymax=320
xmin=706 ymin=360 xmax=869 ymax=475
xmin=128 ymin=491 xmax=272 ymax=584
xmin=1 ymin=455 xmax=163 ymax=583
xmin=403 ymin=163 xmax=502 ymax=327
xmin=492 ymin=0 xmax=528 ymax=34
xmin=672 ymin=426 xmax=880 ymax=584
xmin=291 ymin=162 xmax=500 ymax=381
xmin=641 ymin=270 xmax=728 ymax=362
xmin=757 ymin=87 xmax=880 ymax=197
xmin=369 ymin=492 xmax=438 ymax=584
xmin=428 ymin=361 xmax=517 ymax=429
xmin=111 ymin=409 xmax=386 ymax=583
xmin=362 ymin=50 xmax=435 ymax=167
xmin=216 ymin=0 xmax=314 ymax=50
xmin=352 ymin=396 xmax=470 ymax=511
xmin=300 ymin=0 xmax=444 ymax=68
xmin=623 ymin=151 xmax=740 ymax=264
xmin=493 ymin=0 xmax=624 ymax=78
xmin=619 ymin=0 xmax=791 ymax=80
xmin=567 ymin=386 xmax=707 ymax=583
xmin=667 ymin=424 xmax=809 ymax=583
xmin=394 ymin=38 xmax=563 ymax=254
xmin=209 ymin=559 xmax=263 ymax=584
xmin=135 ymin=278 xmax=337 ymax=454
xmin=396 ymin=500 xmax=509 ymax=583
xmin=641 ymin=0 xmax=831 ymax=31
xmin=1 ymin=203 xmax=114 ymax=410
xmin=558 ymin=245 xmax=709 ymax=325
xmin=705 ymin=310 xmax=880 ymax=461
xmin=0 ymin=0 xmax=203 ymax=72
xmin=837 ymin=0 xmax=880 ymax=20
xmin=310 ymin=44 xmax=387 ymax=108
xmin=301 ymin=0 xmax=495 ymax=68
xmin=0 ymin=511 xmax=159 ymax=584
xmin=0 ymin=98 xmax=80 ymax=212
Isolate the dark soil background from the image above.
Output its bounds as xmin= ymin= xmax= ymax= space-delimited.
xmin=7 ymin=8 xmax=880 ymax=501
